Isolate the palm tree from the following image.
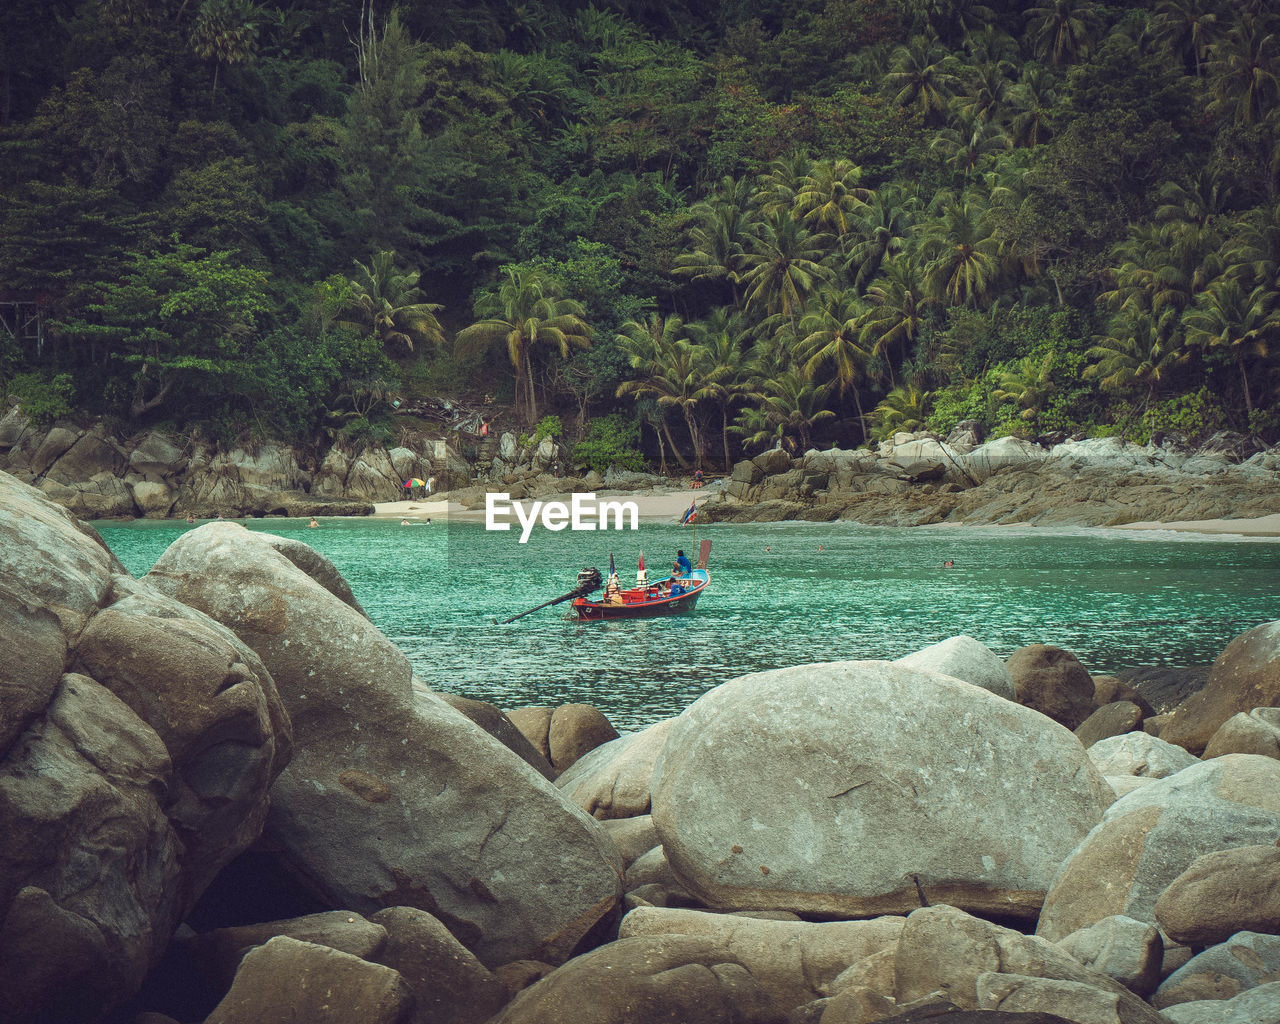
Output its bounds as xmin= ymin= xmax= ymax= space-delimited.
xmin=455 ymin=267 xmax=592 ymax=425
xmin=735 ymin=370 xmax=835 ymax=454
xmin=921 ymin=199 xmax=1002 ymax=307
xmin=615 ymin=314 xmax=706 ymax=469
xmin=1205 ymin=14 xmax=1280 ymax=125
xmin=1006 ymin=66 xmax=1058 ymax=148
xmin=752 ymin=152 xmax=812 ymax=218
xmin=739 ymin=213 xmax=834 ymax=338
xmin=672 ymin=197 xmax=751 ymax=306
xmin=1155 ymin=170 xmax=1233 ymax=228
xmin=189 ymin=0 xmax=260 ymax=99
xmin=845 ymin=186 xmax=918 ymax=293
xmin=797 ymin=287 xmax=872 ymax=442
xmin=993 ymin=353 xmax=1056 ymax=424
xmin=868 ymin=385 xmax=927 ymax=441
xmin=953 ymin=60 xmax=1014 ymax=125
xmin=1183 ymin=278 xmax=1279 ymax=417
xmin=884 ymin=36 xmax=960 ymax=124
xmin=859 ymin=256 xmax=930 ymax=388
xmin=1023 ymin=0 xmax=1102 ymax=66
xmin=346 ymin=250 xmax=445 ymax=355
xmin=1085 ymin=311 xmax=1190 ymax=426
xmin=930 ymin=114 xmax=1011 ymax=177
xmin=1100 ymin=221 xmax=1224 ymax=329
xmin=1151 ymin=0 xmax=1219 ymax=76
xmin=792 ymin=159 xmax=871 ymax=251
xmin=1230 ymin=201 xmax=1280 ymax=289
xmin=690 ymin=308 xmax=751 ymax=470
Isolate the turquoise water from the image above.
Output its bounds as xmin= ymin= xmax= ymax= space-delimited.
xmin=96 ymin=517 xmax=1280 ymax=732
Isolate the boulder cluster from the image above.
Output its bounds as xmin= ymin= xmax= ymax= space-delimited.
xmin=707 ymin=426 xmax=1280 ymax=527
xmin=4 ymin=469 xmax=1280 ymax=1024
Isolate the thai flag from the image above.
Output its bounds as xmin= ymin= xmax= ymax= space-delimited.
xmin=680 ymin=501 xmax=698 ymax=524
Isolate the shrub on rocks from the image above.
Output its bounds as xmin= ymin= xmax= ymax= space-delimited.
xmin=651 ymin=660 xmax=1112 ymax=921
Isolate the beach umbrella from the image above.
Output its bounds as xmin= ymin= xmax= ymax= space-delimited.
xmin=405 ymin=478 xmax=426 ymax=488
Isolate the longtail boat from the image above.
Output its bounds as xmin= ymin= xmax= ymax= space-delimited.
xmin=573 ymin=540 xmax=711 ymax=621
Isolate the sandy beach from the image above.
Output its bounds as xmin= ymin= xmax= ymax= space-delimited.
xmin=1111 ymin=512 xmax=1280 ymax=537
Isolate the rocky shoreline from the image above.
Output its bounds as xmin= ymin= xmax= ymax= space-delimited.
xmin=5 ymin=468 xmax=1280 ymax=1024
xmin=3 ymin=402 xmax=1279 ymax=531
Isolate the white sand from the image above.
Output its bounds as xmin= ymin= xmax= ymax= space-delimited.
xmin=1111 ymin=513 xmax=1280 ymax=537
xmin=372 ymin=488 xmax=705 ymax=522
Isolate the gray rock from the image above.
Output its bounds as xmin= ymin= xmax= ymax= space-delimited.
xmin=184 ymin=910 xmax=387 ymax=991
xmin=618 ymin=906 xmax=903 ymax=1015
xmin=205 ymin=935 xmax=413 ymax=1024
xmin=1055 ymin=916 xmax=1162 ymax=996
xmin=130 ymin=479 xmax=176 ymax=517
xmin=555 ymin=719 xmax=677 ymax=819
xmin=485 ymin=934 xmax=784 ymax=1024
xmin=1156 ymin=932 xmax=1280 ymax=1009
xmin=343 ymin=446 xmax=403 ymax=502
xmin=1075 ymin=703 xmax=1145 ymax=748
xmin=753 ymin=448 xmax=792 ymax=476
xmin=1086 ymin=732 xmax=1199 ymax=778
xmin=45 ymin=425 xmax=128 ymax=484
xmin=1160 ymin=980 xmax=1280 ymax=1024
xmin=369 ymin=906 xmax=509 ymax=1024
xmin=548 ymin=703 xmax=619 ymax=772
xmin=128 ymin=432 xmax=186 ymax=480
xmin=1159 ymin=620 xmax=1280 ymax=754
xmin=145 ymin=523 xmax=623 ymax=967
xmin=600 ymin=816 xmax=659 ymax=866
xmin=1037 ymin=755 xmax=1280 ymax=942
xmin=1007 ymin=644 xmax=1097 ymax=730
xmin=896 ymin=635 xmax=1015 ymax=700
xmin=976 ymin=973 xmax=1128 ymax=1023
xmin=312 ymin=447 xmax=351 ymax=497
xmin=499 ymin=431 xmax=518 ymax=461
xmin=1203 ymin=707 xmax=1280 ymax=759
xmin=651 ymin=660 xmax=1112 ymax=921
xmin=1154 ymin=845 xmax=1280 ymax=947
xmin=894 ymin=904 xmax=1165 ymax=1024
xmin=961 ymin=436 xmax=1048 ymax=484
xmin=1104 ymin=775 xmax=1156 ymax=799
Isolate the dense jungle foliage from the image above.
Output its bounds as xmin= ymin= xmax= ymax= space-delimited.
xmin=2 ymin=0 xmax=1279 ymax=469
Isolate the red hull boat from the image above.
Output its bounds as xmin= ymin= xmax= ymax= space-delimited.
xmin=573 ymin=540 xmax=711 ymax=621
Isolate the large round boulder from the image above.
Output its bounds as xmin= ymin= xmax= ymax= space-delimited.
xmin=895 ymin=635 xmax=1015 ymax=700
xmin=1086 ymin=732 xmax=1199 ymax=779
xmin=1203 ymin=707 xmax=1280 ymax=759
xmin=1006 ymin=644 xmax=1097 ymax=729
xmin=651 ymin=661 xmax=1112 ymax=920
xmin=0 ymin=473 xmax=291 ymax=1024
xmin=1036 ymin=754 xmax=1280 ymax=942
xmin=1158 ymin=621 xmax=1280 ymax=754
xmin=145 ymin=523 xmax=623 ymax=966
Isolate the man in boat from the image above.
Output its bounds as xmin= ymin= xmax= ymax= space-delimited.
xmin=673 ymin=549 xmax=692 ymax=577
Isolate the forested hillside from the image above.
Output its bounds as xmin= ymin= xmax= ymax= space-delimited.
xmin=2 ymin=0 xmax=1278 ymax=470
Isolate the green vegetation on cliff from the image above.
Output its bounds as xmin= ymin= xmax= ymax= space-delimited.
xmin=1 ymin=0 xmax=1278 ymax=464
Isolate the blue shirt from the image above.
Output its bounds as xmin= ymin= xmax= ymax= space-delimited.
xmin=676 ymin=553 xmax=692 ymax=576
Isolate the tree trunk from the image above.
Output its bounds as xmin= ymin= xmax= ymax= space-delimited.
xmin=721 ymin=408 xmax=731 ymax=471
xmin=682 ymin=408 xmax=702 ymax=470
xmin=661 ymin=417 xmax=691 ymax=470
xmin=852 ymin=387 xmax=867 ymax=444
xmin=525 ymin=352 xmax=539 ymax=424
xmin=1237 ymin=349 xmax=1253 ymax=417
xmin=654 ymin=422 xmax=667 ymax=475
